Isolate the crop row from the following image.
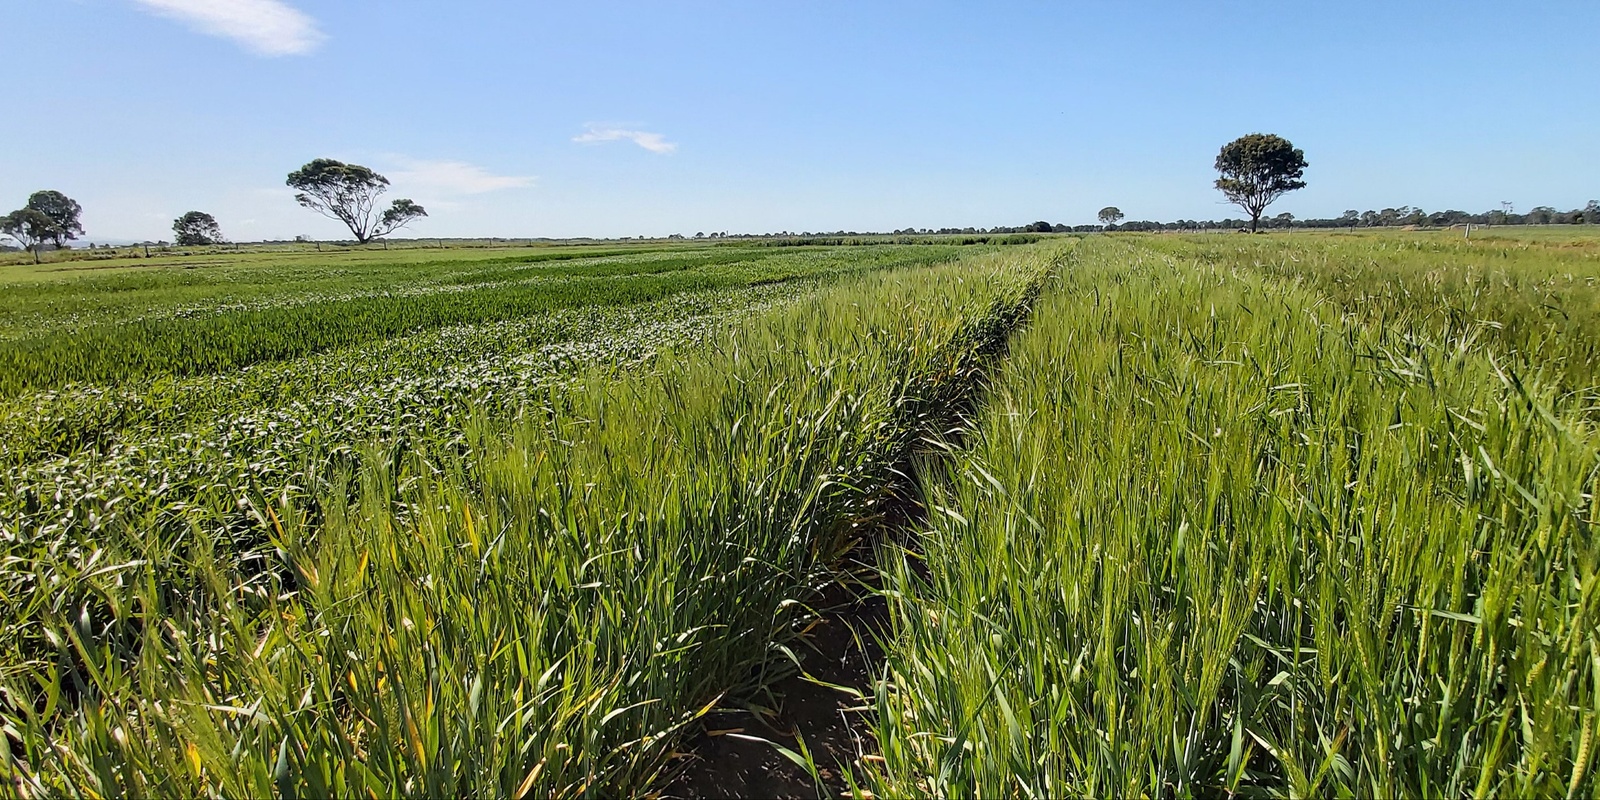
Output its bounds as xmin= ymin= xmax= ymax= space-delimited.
xmin=0 ymin=246 xmax=1060 ymax=796
xmin=0 ymin=281 xmax=809 ymax=545
xmin=0 ymin=245 xmax=658 ymax=336
xmin=4 ymin=249 xmax=786 ymax=340
xmin=869 ymin=236 xmax=1599 ymax=797
xmin=0 ymin=244 xmax=979 ymax=396
xmin=1144 ymin=234 xmax=1600 ymax=394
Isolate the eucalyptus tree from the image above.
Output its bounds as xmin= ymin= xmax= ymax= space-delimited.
xmin=173 ymin=211 xmax=225 ymax=246
xmin=1 ymin=208 xmax=58 ymax=263
xmin=1213 ymin=134 xmax=1307 ymax=232
xmin=287 ymin=159 xmax=427 ymax=244
xmin=25 ymin=190 xmax=84 ymax=249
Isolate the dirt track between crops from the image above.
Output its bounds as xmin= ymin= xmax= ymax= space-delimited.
xmin=661 ymin=549 xmax=890 ymax=800
xmin=661 ymin=267 xmax=1045 ymax=799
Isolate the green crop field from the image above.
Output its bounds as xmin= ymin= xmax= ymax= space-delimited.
xmin=868 ymin=233 xmax=1600 ymax=798
xmin=1 ymin=233 xmax=1596 ymax=798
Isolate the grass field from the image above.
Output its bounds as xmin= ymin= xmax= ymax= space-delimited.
xmin=1 ymin=233 xmax=1595 ymax=797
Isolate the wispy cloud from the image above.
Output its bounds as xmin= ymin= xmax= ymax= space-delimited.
xmin=573 ymin=125 xmax=678 ymax=154
xmin=387 ymin=158 xmax=536 ymax=196
xmin=131 ymin=0 xmax=324 ymax=56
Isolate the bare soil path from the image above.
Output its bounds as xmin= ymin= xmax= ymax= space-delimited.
xmin=661 ymin=554 xmax=890 ymax=800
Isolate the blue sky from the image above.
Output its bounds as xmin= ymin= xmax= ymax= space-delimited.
xmin=4 ymin=0 xmax=1596 ymax=241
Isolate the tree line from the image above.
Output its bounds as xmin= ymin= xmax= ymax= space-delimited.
xmin=1095 ymin=133 xmax=1596 ymax=233
xmin=1 ymin=159 xmax=427 ymax=262
xmin=4 ymin=141 xmax=1593 ymax=259
xmin=1094 ymin=203 xmax=1599 ymax=233
xmin=1 ymin=192 xmax=84 ymax=263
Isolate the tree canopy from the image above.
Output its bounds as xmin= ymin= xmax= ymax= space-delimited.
xmin=1 ymin=209 xmax=60 ymax=263
xmin=286 ymin=159 xmax=428 ymax=244
xmin=1097 ymin=207 xmax=1125 ymax=227
xmin=173 ymin=211 xmax=225 ymax=246
xmin=1213 ymin=134 xmax=1307 ymax=232
xmin=25 ymin=190 xmax=84 ymax=248
xmin=1527 ymin=206 xmax=1557 ymax=225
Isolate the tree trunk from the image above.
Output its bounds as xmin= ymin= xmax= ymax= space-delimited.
xmin=31 ymin=246 xmax=39 ymax=265
xmin=1250 ymin=214 xmax=1260 ymax=233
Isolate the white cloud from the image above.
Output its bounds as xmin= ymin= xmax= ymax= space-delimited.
xmin=387 ymin=158 xmax=536 ymax=196
xmin=131 ymin=0 xmax=324 ymax=56
xmin=573 ymin=125 xmax=678 ymax=154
